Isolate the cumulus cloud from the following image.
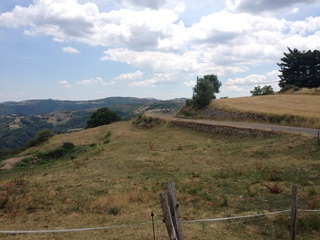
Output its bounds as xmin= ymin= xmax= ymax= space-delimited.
xmin=1 ymin=0 xmax=320 ymax=94
xmin=77 ymin=77 xmax=114 ymax=86
xmin=291 ymin=7 xmax=300 ymax=14
xmin=118 ymin=0 xmax=168 ymax=9
xmin=225 ymin=70 xmax=280 ymax=94
xmin=62 ymin=47 xmax=80 ymax=54
xmin=59 ymin=80 xmax=72 ymax=88
xmin=115 ymin=71 xmax=143 ymax=80
xmin=226 ymin=0 xmax=320 ymax=13
xmin=0 ymin=0 xmax=179 ymax=49
xmin=184 ymin=80 xmax=196 ymax=87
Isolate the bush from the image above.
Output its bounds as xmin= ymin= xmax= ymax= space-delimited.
xmin=37 ymin=142 xmax=75 ymax=160
xmin=38 ymin=147 xmax=66 ymax=160
xmin=280 ymin=85 xmax=300 ymax=93
xmin=62 ymin=142 xmax=75 ymax=150
xmin=132 ymin=115 xmax=162 ymax=129
xmin=86 ymin=108 xmax=121 ymax=129
xmin=27 ymin=129 xmax=54 ymax=147
xmin=250 ymin=85 xmax=274 ymax=96
xmin=108 ymin=207 xmax=119 ymax=216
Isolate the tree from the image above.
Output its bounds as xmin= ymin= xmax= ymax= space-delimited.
xmin=191 ymin=74 xmax=222 ymax=109
xmin=203 ymin=74 xmax=222 ymax=95
xmin=278 ymin=48 xmax=320 ymax=90
xmin=86 ymin=107 xmax=121 ymax=128
xmin=250 ymin=85 xmax=274 ymax=96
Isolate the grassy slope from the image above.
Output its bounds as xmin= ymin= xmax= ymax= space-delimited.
xmin=0 ymin=121 xmax=320 ymax=239
xmin=210 ymin=94 xmax=320 ymax=128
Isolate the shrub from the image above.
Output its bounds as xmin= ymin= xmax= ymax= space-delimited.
xmin=250 ymin=85 xmax=274 ymax=96
xmin=62 ymin=142 xmax=75 ymax=150
xmin=133 ymin=115 xmax=162 ymax=129
xmin=38 ymin=147 xmax=66 ymax=160
xmin=37 ymin=142 xmax=76 ymax=160
xmin=86 ymin=107 xmax=121 ymax=129
xmin=280 ymin=85 xmax=300 ymax=93
xmin=27 ymin=129 xmax=54 ymax=147
xmin=108 ymin=207 xmax=119 ymax=216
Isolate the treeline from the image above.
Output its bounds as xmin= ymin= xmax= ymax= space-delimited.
xmin=0 ymin=97 xmax=158 ymax=115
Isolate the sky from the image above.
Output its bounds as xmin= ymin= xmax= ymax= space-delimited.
xmin=0 ymin=0 xmax=320 ymax=102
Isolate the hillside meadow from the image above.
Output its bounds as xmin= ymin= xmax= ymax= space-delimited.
xmin=0 ymin=119 xmax=320 ymax=239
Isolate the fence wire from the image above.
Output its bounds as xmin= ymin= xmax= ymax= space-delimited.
xmin=2 ymin=209 xmax=319 ymax=235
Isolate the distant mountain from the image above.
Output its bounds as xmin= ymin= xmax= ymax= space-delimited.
xmin=0 ymin=97 xmax=159 ymax=115
xmin=0 ymin=97 xmax=186 ymax=152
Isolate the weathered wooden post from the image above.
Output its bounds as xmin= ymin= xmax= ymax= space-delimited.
xmin=160 ymin=192 xmax=178 ymax=240
xmin=290 ymin=185 xmax=298 ymax=240
xmin=167 ymin=182 xmax=184 ymax=240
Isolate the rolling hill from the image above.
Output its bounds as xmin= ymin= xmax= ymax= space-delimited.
xmin=0 ymin=118 xmax=319 ymax=239
xmin=0 ymin=97 xmax=186 ymax=151
xmin=0 ymin=97 xmax=159 ymax=115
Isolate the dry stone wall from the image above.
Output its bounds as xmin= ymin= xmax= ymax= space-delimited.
xmin=171 ymin=120 xmax=271 ymax=137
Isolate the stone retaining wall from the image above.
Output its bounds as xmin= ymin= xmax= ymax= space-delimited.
xmin=171 ymin=120 xmax=271 ymax=137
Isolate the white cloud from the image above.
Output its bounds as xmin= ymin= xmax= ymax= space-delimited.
xmin=130 ymin=79 xmax=156 ymax=87
xmin=226 ymin=0 xmax=320 ymax=13
xmin=1 ymin=0 xmax=320 ymax=97
xmin=291 ymin=7 xmax=300 ymax=14
xmin=59 ymin=80 xmax=72 ymax=88
xmin=184 ymin=81 xmax=196 ymax=87
xmin=226 ymin=74 xmax=267 ymax=86
xmin=62 ymin=47 xmax=80 ymax=54
xmin=225 ymin=70 xmax=280 ymax=95
xmin=115 ymin=70 xmax=143 ymax=80
xmin=77 ymin=77 xmax=114 ymax=86
xmin=118 ymin=0 xmax=168 ymax=9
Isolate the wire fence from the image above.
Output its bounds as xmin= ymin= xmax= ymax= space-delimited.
xmin=1 ymin=209 xmax=319 ymax=235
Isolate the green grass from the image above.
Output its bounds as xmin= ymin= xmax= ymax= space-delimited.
xmin=0 ymin=120 xmax=319 ymax=239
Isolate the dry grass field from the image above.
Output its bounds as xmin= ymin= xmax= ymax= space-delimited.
xmin=0 ymin=119 xmax=320 ymax=239
xmin=211 ymin=93 xmax=320 ymax=128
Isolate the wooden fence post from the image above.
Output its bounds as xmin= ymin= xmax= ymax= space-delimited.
xmin=167 ymin=182 xmax=184 ymax=240
xmin=290 ymin=185 xmax=298 ymax=240
xmin=160 ymin=192 xmax=178 ymax=240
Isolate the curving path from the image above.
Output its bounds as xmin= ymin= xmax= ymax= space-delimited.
xmin=0 ymin=156 xmax=26 ymax=170
xmin=157 ymin=114 xmax=320 ymax=138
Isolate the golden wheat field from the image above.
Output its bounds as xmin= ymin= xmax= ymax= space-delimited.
xmin=0 ymin=119 xmax=320 ymax=239
xmin=210 ymin=93 xmax=320 ymax=128
xmin=212 ymin=94 xmax=320 ymax=118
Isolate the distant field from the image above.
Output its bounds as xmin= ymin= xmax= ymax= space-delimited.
xmin=211 ymin=94 xmax=320 ymax=128
xmin=0 ymin=120 xmax=320 ymax=239
xmin=212 ymin=95 xmax=320 ymax=118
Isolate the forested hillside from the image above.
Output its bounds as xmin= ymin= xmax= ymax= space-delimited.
xmin=0 ymin=97 xmax=185 ymax=152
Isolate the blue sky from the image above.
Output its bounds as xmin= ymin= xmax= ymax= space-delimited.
xmin=1 ymin=0 xmax=320 ymax=102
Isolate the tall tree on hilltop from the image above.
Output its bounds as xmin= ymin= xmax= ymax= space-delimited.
xmin=191 ymin=74 xmax=222 ymax=109
xmin=278 ymin=47 xmax=320 ymax=90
